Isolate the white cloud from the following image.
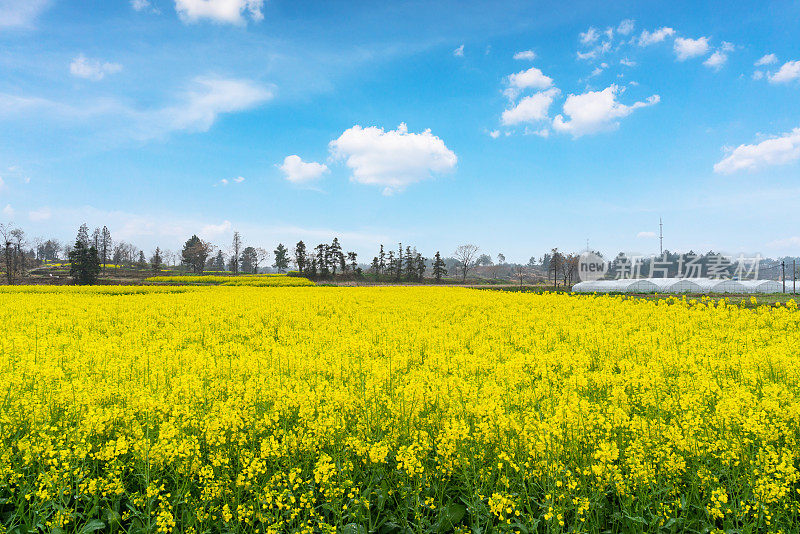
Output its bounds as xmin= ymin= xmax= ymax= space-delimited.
xmin=2 ymin=204 xmax=13 ymax=218
xmin=703 ymin=50 xmax=728 ymax=71
xmin=755 ymin=53 xmax=777 ymax=66
xmin=278 ymin=155 xmax=329 ymax=184
xmin=501 ymin=88 xmax=560 ymax=126
xmin=552 ymin=85 xmax=659 ymax=138
xmin=165 ymin=77 xmax=272 ymax=133
xmin=200 ymin=220 xmax=232 ymax=239
xmin=637 ymin=27 xmax=675 ymax=46
xmin=769 ymin=61 xmax=800 ymax=84
xmin=0 ymin=0 xmax=50 ymax=28
xmin=513 ymin=50 xmax=536 ymax=61
xmin=617 ymin=19 xmax=635 ymax=36
xmin=506 ymin=66 xmax=553 ymax=93
xmin=216 ymin=176 xmax=246 ymax=186
xmin=69 ymin=54 xmax=122 ymax=81
xmin=674 ymin=37 xmax=710 ymax=61
xmin=714 ymin=128 xmax=800 ymax=174
xmin=131 ymin=0 xmax=151 ymax=11
xmin=637 ymin=231 xmax=656 ymax=238
xmin=175 ymin=0 xmax=264 ymax=25
xmin=579 ymin=27 xmax=599 ymax=45
xmin=0 ymin=76 xmax=272 ymax=140
xmin=329 ymin=123 xmax=457 ymax=195
xmin=752 ymin=70 xmax=764 ymax=80
xmin=488 ymin=130 xmax=501 ymax=138
xmin=453 ymin=44 xmax=464 ymax=57
xmin=29 ymin=207 xmax=52 ymax=222
xmin=620 ymin=57 xmax=636 ymax=67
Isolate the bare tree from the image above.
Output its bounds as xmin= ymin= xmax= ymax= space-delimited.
xmin=453 ymin=244 xmax=479 ymax=282
xmin=514 ymin=264 xmax=527 ymax=287
xmin=0 ymin=223 xmax=15 ymax=284
xmin=10 ymin=228 xmax=26 ymax=277
xmin=100 ymin=226 xmax=112 ymax=271
xmin=230 ymin=231 xmax=242 ymax=275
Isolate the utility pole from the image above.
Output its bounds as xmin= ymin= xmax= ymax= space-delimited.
xmin=659 ymin=217 xmax=663 ymax=256
xmin=781 ymin=260 xmax=786 ymax=293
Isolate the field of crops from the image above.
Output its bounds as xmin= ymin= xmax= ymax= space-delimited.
xmin=145 ymin=274 xmax=316 ymax=287
xmin=1 ymin=286 xmax=799 ymax=533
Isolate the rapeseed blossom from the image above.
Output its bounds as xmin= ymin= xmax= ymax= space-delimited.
xmin=0 ymin=286 xmax=798 ymax=532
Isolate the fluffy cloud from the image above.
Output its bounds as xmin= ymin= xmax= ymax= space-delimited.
xmin=506 ymin=67 xmax=553 ymax=92
xmin=617 ymin=19 xmax=635 ymax=36
xmin=755 ymin=53 xmax=777 ymax=66
xmin=0 ymin=0 xmax=50 ymax=28
xmin=513 ymin=50 xmax=536 ymax=61
xmin=714 ymin=128 xmax=800 ymax=174
xmin=29 ymin=207 xmax=52 ymax=222
xmin=552 ymin=85 xmax=659 ymax=137
xmin=637 ymin=231 xmax=656 ymax=238
xmin=488 ymin=130 xmax=501 ymax=138
xmin=637 ymin=27 xmax=675 ymax=46
xmin=703 ymin=51 xmax=728 ymax=71
xmin=278 ymin=155 xmax=329 ymax=184
xmin=329 ymin=123 xmax=457 ymax=195
xmin=453 ymin=44 xmax=464 ymax=57
xmin=69 ymin=54 xmax=122 ymax=81
xmin=769 ymin=61 xmax=800 ymax=84
xmin=175 ymin=0 xmax=264 ymax=24
xmin=674 ymin=37 xmax=709 ymax=61
xmin=501 ymin=88 xmax=560 ymax=126
xmin=165 ymin=77 xmax=272 ymax=133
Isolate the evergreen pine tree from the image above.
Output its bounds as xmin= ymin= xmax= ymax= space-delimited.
xmin=294 ymin=241 xmax=307 ymax=274
xmin=69 ymin=240 xmax=101 ymax=284
xmin=378 ymin=245 xmax=386 ymax=274
xmin=433 ymin=251 xmax=447 ymax=282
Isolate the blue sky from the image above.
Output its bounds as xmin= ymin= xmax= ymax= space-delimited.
xmin=1 ymin=0 xmax=799 ymax=262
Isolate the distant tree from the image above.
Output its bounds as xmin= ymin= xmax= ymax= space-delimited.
xmin=329 ymin=238 xmax=343 ymax=276
xmin=370 ymin=256 xmax=380 ymax=273
xmin=527 ymin=256 xmax=538 ymax=268
xmin=386 ymin=250 xmax=396 ymax=278
xmin=241 ymin=246 xmax=259 ymax=274
xmin=77 ymin=223 xmax=90 ymax=247
xmin=272 ymin=243 xmax=289 ymax=273
xmin=396 ymin=243 xmax=404 ymax=281
xmin=92 ymin=227 xmax=101 ymax=250
xmin=549 ymin=248 xmax=562 ymax=288
xmin=150 ymin=247 xmax=163 ymax=273
xmin=208 ymin=250 xmax=225 ymax=271
xmin=476 ymin=253 xmax=493 ymax=266
xmin=294 ymin=241 xmax=308 ymax=274
xmin=181 ymin=235 xmax=212 ymax=274
xmin=137 ymin=250 xmax=147 ymax=269
xmin=497 ymin=253 xmax=506 ymax=265
xmin=347 ymin=251 xmax=358 ymax=273
xmin=432 ymin=251 xmax=447 ymax=282
xmin=415 ymin=253 xmax=426 ymax=280
xmin=404 ymin=246 xmax=415 ymax=279
xmin=563 ymin=253 xmax=578 ymax=286
xmin=1 ymin=223 xmax=17 ymax=284
xmin=68 ymin=240 xmax=101 ymax=284
xmin=100 ymin=226 xmax=112 ymax=271
xmin=308 ymin=257 xmax=318 ymax=278
xmin=378 ymin=245 xmax=386 ymax=274
xmin=255 ymin=248 xmax=269 ymax=272
xmin=514 ymin=265 xmax=527 ymax=287
xmin=453 ymin=244 xmax=479 ymax=282
xmin=230 ymin=231 xmax=242 ymax=274
xmin=314 ymin=244 xmax=329 ymax=278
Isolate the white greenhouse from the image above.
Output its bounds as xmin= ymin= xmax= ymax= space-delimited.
xmin=572 ymin=277 xmax=784 ymax=294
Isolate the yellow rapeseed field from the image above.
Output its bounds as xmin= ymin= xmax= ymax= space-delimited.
xmin=1 ymin=286 xmax=799 ymax=533
xmin=145 ymin=275 xmax=316 ymax=287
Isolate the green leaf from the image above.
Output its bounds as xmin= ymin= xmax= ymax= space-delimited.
xmin=80 ymin=519 xmax=106 ymax=533
xmin=434 ymin=503 xmax=466 ymax=533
